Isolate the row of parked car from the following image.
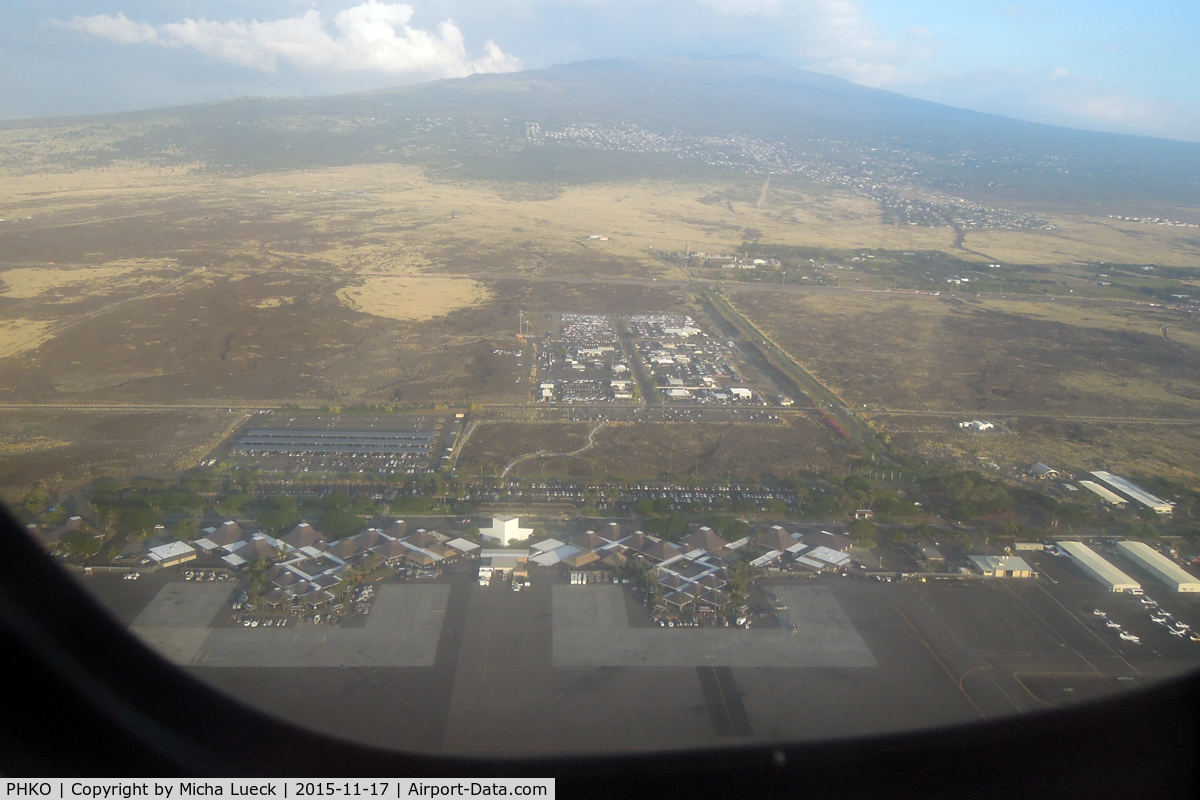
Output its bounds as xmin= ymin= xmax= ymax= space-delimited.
xmin=184 ymin=570 xmax=231 ymax=582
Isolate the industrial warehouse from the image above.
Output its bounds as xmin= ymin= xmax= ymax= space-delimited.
xmin=1056 ymin=541 xmax=1142 ymax=593
xmin=1116 ymin=541 xmax=1200 ymax=592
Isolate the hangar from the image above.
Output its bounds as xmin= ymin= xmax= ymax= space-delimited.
xmin=1115 ymin=541 xmax=1200 ymax=592
xmin=969 ymin=555 xmax=1034 ymax=578
xmin=1056 ymin=541 xmax=1141 ymax=593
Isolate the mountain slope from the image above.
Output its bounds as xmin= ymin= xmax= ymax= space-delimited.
xmin=4 ymin=56 xmax=1199 ymax=210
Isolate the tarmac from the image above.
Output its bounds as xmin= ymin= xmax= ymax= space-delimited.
xmin=552 ymin=584 xmax=876 ymax=667
xmin=80 ymin=556 xmax=1200 ymax=756
xmin=130 ymin=583 xmax=449 ymax=668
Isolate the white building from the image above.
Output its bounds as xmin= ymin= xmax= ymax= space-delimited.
xmin=1056 ymin=541 xmax=1141 ymax=593
xmin=969 ymin=555 xmax=1034 ymax=578
xmin=1115 ymin=541 xmax=1200 ymax=592
xmin=1078 ymin=480 xmax=1128 ymax=506
xmin=1090 ymin=471 xmax=1173 ymax=514
xmin=485 ymin=515 xmax=534 ymax=546
xmin=147 ymin=541 xmax=197 ymax=568
xmin=959 ymin=420 xmax=995 ymax=431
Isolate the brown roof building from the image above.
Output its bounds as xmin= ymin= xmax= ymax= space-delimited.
xmin=281 ymin=523 xmax=326 ymax=550
xmin=682 ymin=528 xmax=726 ymax=554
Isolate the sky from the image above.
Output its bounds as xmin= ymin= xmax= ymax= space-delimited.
xmin=2 ymin=1 xmax=1197 ymax=142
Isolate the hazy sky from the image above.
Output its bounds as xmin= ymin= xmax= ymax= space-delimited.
xmin=3 ymin=1 xmax=1197 ymax=142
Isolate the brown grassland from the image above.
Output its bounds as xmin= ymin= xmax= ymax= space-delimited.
xmin=457 ymin=417 xmax=848 ymax=480
xmin=1 ymin=155 xmax=1199 ymax=490
xmin=736 ymin=289 xmax=1200 ymax=419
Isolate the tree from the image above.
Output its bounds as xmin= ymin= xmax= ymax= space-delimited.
xmin=728 ymin=560 xmax=760 ymax=606
xmin=120 ymin=504 xmax=162 ymax=535
xmin=173 ymin=519 xmax=198 ymax=541
xmin=848 ymin=519 xmax=878 ymax=547
xmin=62 ymin=530 xmax=101 ymax=558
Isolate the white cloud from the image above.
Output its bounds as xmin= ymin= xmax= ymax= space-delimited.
xmin=695 ymin=0 xmax=935 ymax=86
xmin=62 ymin=1 xmax=521 ymax=78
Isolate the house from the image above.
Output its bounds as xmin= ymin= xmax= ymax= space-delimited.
xmin=643 ymin=541 xmax=683 ymax=564
xmin=761 ymin=526 xmax=800 ymax=553
xmin=200 ymin=521 xmax=248 ymax=554
xmin=618 ymin=532 xmax=654 ymax=554
xmin=597 ymin=522 xmax=623 ymax=543
xmin=281 ymin=523 xmax=326 ymax=550
xmin=564 ymin=550 xmax=601 ymax=569
xmin=324 ymin=538 xmax=362 ymax=561
xmin=373 ymin=539 xmax=411 ymax=566
xmin=681 ymin=527 xmax=725 ymax=555
xmin=352 ymin=528 xmax=393 ymax=550
xmin=404 ymin=549 xmax=440 ymax=569
xmin=404 ymin=529 xmax=443 ymax=549
xmin=802 ymin=531 xmax=852 ymax=553
xmin=568 ymin=531 xmax=607 ymax=552
xmin=853 ymin=509 xmax=875 ymax=520
xmin=48 ymin=516 xmax=84 ymax=542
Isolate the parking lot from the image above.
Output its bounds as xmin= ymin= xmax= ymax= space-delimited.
xmin=221 ymin=414 xmax=460 ymax=475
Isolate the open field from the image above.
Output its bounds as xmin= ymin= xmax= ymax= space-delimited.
xmin=960 ymin=213 xmax=1200 ymax=268
xmin=337 ymin=276 xmax=491 ymax=322
xmin=884 ymin=417 xmax=1200 ymax=484
xmin=456 ymin=417 xmax=849 ymax=480
xmin=736 ymin=290 xmax=1200 ymax=419
xmin=0 ymin=408 xmax=237 ymax=500
xmin=1 ymin=155 xmax=1198 ymax=493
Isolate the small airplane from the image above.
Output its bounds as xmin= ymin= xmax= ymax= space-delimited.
xmin=1105 ymin=620 xmax=1122 ymax=629
xmin=1093 ymin=609 xmax=1107 ymax=617
xmin=1151 ymin=616 xmax=1169 ymax=625
xmin=1169 ymin=627 xmax=1187 ymax=637
xmin=1120 ymin=633 xmax=1141 ymax=643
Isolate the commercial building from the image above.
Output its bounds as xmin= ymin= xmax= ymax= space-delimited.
xmin=969 ymin=555 xmax=1034 ymax=578
xmin=1056 ymin=541 xmax=1141 ymax=593
xmin=1090 ymin=471 xmax=1173 ymax=514
xmin=486 ymin=515 xmax=534 ymax=545
xmin=1115 ymin=541 xmax=1200 ymax=592
xmin=478 ymin=549 xmax=529 ymax=582
xmin=147 ymin=541 xmax=198 ymax=568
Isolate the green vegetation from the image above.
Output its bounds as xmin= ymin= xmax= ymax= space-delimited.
xmin=921 ymin=470 xmax=1013 ymax=521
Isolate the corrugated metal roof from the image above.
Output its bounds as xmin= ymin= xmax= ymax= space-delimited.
xmin=1057 ymin=541 xmax=1140 ymax=591
xmin=1115 ymin=541 xmax=1200 ymax=591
